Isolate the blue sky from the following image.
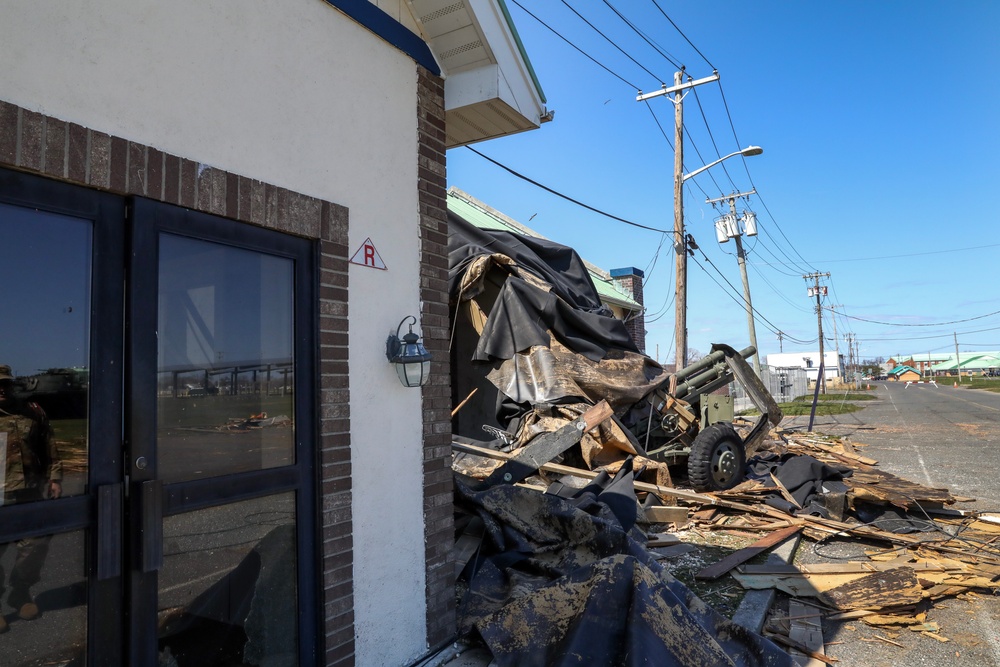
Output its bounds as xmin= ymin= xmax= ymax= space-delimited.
xmin=447 ymin=1 xmax=1000 ymax=366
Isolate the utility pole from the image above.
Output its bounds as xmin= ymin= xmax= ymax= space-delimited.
xmin=706 ymin=189 xmax=760 ymax=374
xmin=954 ymin=332 xmax=962 ymax=384
xmin=804 ymin=272 xmax=830 ymax=394
xmin=636 ymin=69 xmax=722 ymax=370
xmin=826 ymin=305 xmax=842 ymax=380
xmin=777 ymin=331 xmax=784 ymax=353
xmin=672 ymin=70 xmax=687 ymax=370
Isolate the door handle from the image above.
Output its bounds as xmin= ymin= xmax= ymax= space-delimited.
xmin=139 ymin=479 xmax=163 ymax=573
xmin=97 ymin=483 xmax=122 ymax=580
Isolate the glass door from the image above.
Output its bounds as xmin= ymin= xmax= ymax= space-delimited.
xmin=0 ymin=170 xmax=126 ymax=667
xmin=0 ymin=170 xmax=317 ymax=666
xmin=127 ymin=198 xmax=317 ymax=666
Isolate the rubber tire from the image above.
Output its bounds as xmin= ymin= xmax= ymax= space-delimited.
xmin=687 ymin=422 xmax=746 ymax=492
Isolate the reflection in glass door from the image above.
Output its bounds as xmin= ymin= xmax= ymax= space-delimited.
xmin=156 ymin=233 xmax=299 ymax=664
xmin=129 ymin=199 xmax=316 ymax=666
xmin=0 ymin=185 xmax=124 ymax=667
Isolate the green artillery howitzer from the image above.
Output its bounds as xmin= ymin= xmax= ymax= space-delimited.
xmin=630 ymin=343 xmax=783 ymax=492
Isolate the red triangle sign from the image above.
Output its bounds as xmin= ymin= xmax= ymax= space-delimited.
xmin=349 ymin=238 xmax=387 ymax=270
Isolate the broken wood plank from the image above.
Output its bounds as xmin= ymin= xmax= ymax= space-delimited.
xmin=741 ymin=560 xmax=954 ymax=575
xmin=695 ymin=525 xmax=802 ymax=580
xmin=789 ymin=437 xmax=878 ymax=466
xmin=770 ymin=472 xmax=802 ymax=509
xmin=820 ymin=567 xmax=923 ymax=611
xmin=864 ymin=635 xmax=904 ymax=648
xmin=451 ymin=388 xmax=478 ymax=418
xmin=643 ymin=505 xmax=689 ymax=524
xmin=452 ymin=439 xmax=1000 ymax=564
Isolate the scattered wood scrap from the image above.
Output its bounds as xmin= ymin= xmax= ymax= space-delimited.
xmin=453 ymin=425 xmax=1000 ymax=655
xmin=695 ymin=525 xmax=802 ymax=580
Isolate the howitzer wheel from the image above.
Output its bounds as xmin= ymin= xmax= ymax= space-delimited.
xmin=688 ymin=422 xmax=745 ymax=492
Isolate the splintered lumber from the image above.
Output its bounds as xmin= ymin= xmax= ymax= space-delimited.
xmin=451 ymin=388 xmax=478 ymax=418
xmin=452 ymin=440 xmax=1000 ymax=564
xmin=820 ymin=567 xmax=923 ymax=611
xmin=643 ymin=506 xmax=689 ymax=524
xmin=787 ymin=436 xmax=878 ymax=466
xmin=769 ymin=472 xmax=802 ymax=509
xmin=695 ymin=525 xmax=802 ymax=580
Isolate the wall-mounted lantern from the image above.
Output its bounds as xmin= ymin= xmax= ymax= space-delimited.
xmin=385 ymin=316 xmax=431 ymax=387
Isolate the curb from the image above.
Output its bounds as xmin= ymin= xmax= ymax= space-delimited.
xmin=730 ymin=532 xmax=802 ymax=633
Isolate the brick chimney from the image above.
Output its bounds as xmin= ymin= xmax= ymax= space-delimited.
xmin=610 ymin=267 xmax=645 ymax=353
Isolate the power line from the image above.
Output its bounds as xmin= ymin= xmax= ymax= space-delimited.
xmin=559 ymin=0 xmax=667 ymax=84
xmin=692 ymin=241 xmax=812 ymax=343
xmin=508 ymin=0 xmax=640 ymax=89
xmin=649 ymin=0 xmax=715 ymax=70
xmin=601 ymin=0 xmax=682 ymax=69
xmin=842 ymin=309 xmax=1000 ymax=327
xmin=465 ymin=146 xmax=669 ymax=233
xmin=851 ymin=325 xmax=1000 ymax=343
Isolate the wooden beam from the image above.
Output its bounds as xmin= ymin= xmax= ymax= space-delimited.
xmin=695 ymin=525 xmax=802 ymax=580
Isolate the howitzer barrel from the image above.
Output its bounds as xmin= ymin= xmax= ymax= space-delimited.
xmin=671 ymin=345 xmax=756 ymax=401
xmin=674 ymin=368 xmax=732 ymax=400
xmin=673 ymin=345 xmax=755 ymax=384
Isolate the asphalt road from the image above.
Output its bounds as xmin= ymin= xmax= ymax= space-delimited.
xmin=779 ymin=381 xmax=1000 ymax=667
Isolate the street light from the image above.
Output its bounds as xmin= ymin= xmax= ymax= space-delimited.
xmin=683 ymin=147 xmax=763 ymax=182
xmin=673 ymin=145 xmax=763 ymax=369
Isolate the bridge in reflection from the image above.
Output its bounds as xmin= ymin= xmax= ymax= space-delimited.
xmin=157 ymin=358 xmax=294 ymax=398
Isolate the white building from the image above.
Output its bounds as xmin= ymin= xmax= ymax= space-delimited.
xmin=0 ymin=2 xmax=546 ymax=665
xmin=766 ymin=351 xmax=844 ymax=382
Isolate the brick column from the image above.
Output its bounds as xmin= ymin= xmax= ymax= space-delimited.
xmin=610 ymin=267 xmax=646 ymax=354
xmin=416 ymin=67 xmax=455 ymax=649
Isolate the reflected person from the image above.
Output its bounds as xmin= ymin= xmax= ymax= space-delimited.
xmin=0 ymin=364 xmax=62 ymax=632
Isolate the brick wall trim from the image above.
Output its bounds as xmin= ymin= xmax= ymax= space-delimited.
xmin=0 ymin=98 xmax=355 ymax=665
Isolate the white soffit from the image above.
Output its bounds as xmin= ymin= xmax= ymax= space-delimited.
xmin=408 ymin=0 xmax=548 ymax=147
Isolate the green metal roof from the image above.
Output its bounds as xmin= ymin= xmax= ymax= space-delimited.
xmin=930 ymin=352 xmax=1000 ymax=371
xmin=448 ymin=188 xmax=641 ymax=311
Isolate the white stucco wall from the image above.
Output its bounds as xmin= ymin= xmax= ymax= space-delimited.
xmin=0 ymin=1 xmax=429 ymax=664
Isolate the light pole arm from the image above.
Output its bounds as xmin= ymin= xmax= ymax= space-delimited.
xmin=682 ymin=146 xmax=762 ymax=182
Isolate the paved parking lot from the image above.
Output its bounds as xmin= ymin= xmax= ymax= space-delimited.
xmin=779 ymin=382 xmax=1000 ymax=666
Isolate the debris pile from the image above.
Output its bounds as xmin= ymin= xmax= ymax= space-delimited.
xmin=446 ymin=208 xmax=999 ymax=664
xmin=453 ymin=428 xmax=1000 ymax=663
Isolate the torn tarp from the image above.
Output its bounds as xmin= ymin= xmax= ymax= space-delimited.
xmin=448 ymin=211 xmax=664 ymax=438
xmin=455 ymin=462 xmax=793 ymax=667
xmin=745 ymin=453 xmax=853 ymax=517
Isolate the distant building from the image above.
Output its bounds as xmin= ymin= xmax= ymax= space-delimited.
xmin=765 ymin=351 xmax=844 ymax=382
xmin=888 ymin=353 xmax=949 ymax=374
xmin=888 ymin=365 xmax=921 ymax=382
xmin=929 ymin=352 xmax=1000 ymax=376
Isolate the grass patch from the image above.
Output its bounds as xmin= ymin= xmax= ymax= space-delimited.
xmin=776 ymin=402 xmax=863 ymax=416
xmin=792 ymin=393 xmax=877 ymax=402
xmin=741 ymin=391 xmax=870 ymax=416
xmin=948 ymin=378 xmax=1000 ymax=392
